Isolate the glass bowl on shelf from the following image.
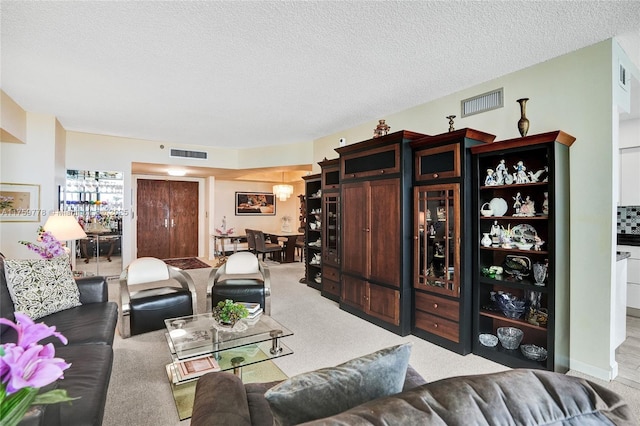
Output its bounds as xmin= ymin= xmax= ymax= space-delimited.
xmin=479 ymin=333 xmax=498 ymax=347
xmin=520 ymin=344 xmax=547 ymax=361
xmin=497 ymin=327 xmax=523 ymax=350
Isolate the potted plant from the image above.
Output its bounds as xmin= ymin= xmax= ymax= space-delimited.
xmin=212 ymin=299 xmax=249 ymax=327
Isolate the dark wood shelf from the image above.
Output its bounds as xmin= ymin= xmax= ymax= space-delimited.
xmin=479 ymin=310 xmax=547 ymax=331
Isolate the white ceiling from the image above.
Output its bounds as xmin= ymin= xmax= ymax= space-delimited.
xmin=2 ymin=1 xmax=640 ymax=156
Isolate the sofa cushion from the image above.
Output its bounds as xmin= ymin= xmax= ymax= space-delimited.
xmin=47 ymin=344 xmax=114 ymax=426
xmin=264 ymin=343 xmax=412 ymax=426
xmin=302 ymin=369 xmax=635 ymax=426
xmin=4 ymin=257 xmax=81 ymax=320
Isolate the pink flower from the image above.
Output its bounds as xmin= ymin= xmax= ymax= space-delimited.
xmin=0 ymin=313 xmax=70 ymax=395
xmin=19 ymin=227 xmax=66 ymax=259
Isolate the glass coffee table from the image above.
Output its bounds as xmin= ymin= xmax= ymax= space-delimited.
xmin=164 ymin=313 xmax=293 ymax=420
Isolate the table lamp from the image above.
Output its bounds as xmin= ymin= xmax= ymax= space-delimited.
xmin=43 ymin=212 xmax=87 ymax=268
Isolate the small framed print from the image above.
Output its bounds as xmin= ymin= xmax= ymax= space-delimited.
xmin=0 ymin=183 xmax=41 ymax=222
xmin=235 ymin=192 xmax=276 ymax=216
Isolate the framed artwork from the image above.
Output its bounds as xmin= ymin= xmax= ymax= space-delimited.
xmin=0 ymin=183 xmax=41 ymax=222
xmin=235 ymin=192 xmax=276 ymax=216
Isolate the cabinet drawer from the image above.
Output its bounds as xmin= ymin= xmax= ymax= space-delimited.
xmin=414 ymin=291 xmax=459 ymax=322
xmin=323 ymin=265 xmax=340 ymax=282
xmin=322 ymin=278 xmax=340 ymax=297
xmin=415 ymin=310 xmax=459 ymax=343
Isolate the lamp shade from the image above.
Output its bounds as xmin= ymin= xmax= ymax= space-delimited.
xmin=43 ymin=213 xmax=87 ymax=241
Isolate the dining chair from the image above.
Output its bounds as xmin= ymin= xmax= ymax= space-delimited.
xmin=254 ymin=230 xmax=283 ymax=262
xmin=245 ymin=229 xmax=256 ymax=254
xmin=295 ymin=234 xmax=305 ymax=262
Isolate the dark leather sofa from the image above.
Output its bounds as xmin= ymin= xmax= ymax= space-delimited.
xmin=191 ymin=366 xmax=636 ymax=425
xmin=0 ymin=260 xmax=118 ymax=426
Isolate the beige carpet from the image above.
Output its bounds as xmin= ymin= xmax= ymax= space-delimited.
xmin=103 ymin=261 xmax=640 ymax=425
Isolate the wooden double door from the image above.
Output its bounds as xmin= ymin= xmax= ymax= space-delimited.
xmin=136 ymin=179 xmax=198 ymax=259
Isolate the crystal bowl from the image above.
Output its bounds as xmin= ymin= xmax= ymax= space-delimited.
xmin=497 ymin=327 xmax=524 ymax=350
xmin=479 ymin=333 xmax=498 ymax=347
xmin=520 ymin=344 xmax=547 ymax=361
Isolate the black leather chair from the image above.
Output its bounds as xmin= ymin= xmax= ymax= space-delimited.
xmin=254 ymin=230 xmax=283 ymax=262
xmin=119 ymin=257 xmax=197 ymax=338
xmin=207 ymin=252 xmax=271 ymax=315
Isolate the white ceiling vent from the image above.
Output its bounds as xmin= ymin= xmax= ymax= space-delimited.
xmin=170 ymin=148 xmax=208 ymax=160
xmin=461 ymin=88 xmax=503 ymax=117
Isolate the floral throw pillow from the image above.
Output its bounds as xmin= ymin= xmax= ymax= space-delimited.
xmin=4 ymin=256 xmax=81 ymax=320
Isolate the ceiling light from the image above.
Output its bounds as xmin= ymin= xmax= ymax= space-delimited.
xmin=168 ymin=169 xmax=186 ymax=177
xmin=273 ymin=172 xmax=294 ymax=201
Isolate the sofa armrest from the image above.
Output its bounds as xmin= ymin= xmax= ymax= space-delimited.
xmin=191 ymin=372 xmax=253 ymax=426
xmin=76 ymin=276 xmax=108 ymax=304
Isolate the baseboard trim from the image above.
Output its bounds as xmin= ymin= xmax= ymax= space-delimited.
xmin=570 ymin=358 xmax=618 ymax=381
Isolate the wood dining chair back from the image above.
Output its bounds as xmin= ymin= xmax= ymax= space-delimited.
xmin=254 ymin=230 xmax=283 ymax=262
xmin=245 ymin=229 xmax=257 ymax=254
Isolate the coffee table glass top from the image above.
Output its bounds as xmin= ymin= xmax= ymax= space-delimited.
xmin=165 ymin=313 xmax=293 ymax=361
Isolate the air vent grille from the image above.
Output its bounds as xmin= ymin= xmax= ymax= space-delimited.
xmin=170 ymin=149 xmax=207 ymax=160
xmin=461 ymin=88 xmax=503 ymax=117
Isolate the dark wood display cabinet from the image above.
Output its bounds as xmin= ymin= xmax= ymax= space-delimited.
xmin=319 ymin=158 xmax=341 ymax=302
xmin=302 ymin=173 xmax=322 ymax=289
xmin=410 ymin=129 xmax=495 ymax=354
xmin=470 ymin=130 xmax=575 ymax=372
xmin=337 ymin=130 xmax=427 ymax=335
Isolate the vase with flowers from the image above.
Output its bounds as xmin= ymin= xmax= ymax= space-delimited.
xmin=0 ymin=313 xmax=77 ymax=426
xmin=18 ymin=227 xmax=66 ymax=259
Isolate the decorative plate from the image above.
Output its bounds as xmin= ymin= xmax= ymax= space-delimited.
xmin=511 ymin=224 xmax=537 ymax=243
xmin=488 ymin=198 xmax=508 ymax=217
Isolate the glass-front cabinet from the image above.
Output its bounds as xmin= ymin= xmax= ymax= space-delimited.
xmin=414 ymin=185 xmax=460 ymax=296
xmin=410 ymin=129 xmax=496 ymax=354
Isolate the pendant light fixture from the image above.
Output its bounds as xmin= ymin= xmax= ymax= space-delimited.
xmin=273 ymin=172 xmax=294 ymax=201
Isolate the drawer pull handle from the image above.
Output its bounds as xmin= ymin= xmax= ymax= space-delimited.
xmin=433 ymin=173 xmax=439 ymax=178
xmin=433 ymin=303 xmax=438 ymax=309
xmin=433 ymin=323 xmax=438 ymax=328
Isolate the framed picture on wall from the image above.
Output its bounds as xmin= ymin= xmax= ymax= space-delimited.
xmin=235 ymin=192 xmax=276 ymax=216
xmin=0 ymin=183 xmax=41 ymax=222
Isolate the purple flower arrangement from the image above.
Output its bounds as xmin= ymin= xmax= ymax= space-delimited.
xmin=19 ymin=226 xmax=66 ymax=259
xmin=0 ymin=313 xmax=76 ymax=425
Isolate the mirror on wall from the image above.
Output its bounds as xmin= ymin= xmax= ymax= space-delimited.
xmin=63 ymin=170 xmax=124 ymax=278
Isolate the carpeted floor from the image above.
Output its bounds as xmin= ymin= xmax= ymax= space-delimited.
xmin=102 ymin=261 xmax=640 ymax=425
xmin=162 ymin=257 xmax=213 ymax=270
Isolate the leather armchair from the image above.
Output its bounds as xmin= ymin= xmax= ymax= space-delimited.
xmin=119 ymin=257 xmax=197 ymax=338
xmin=207 ymin=251 xmax=271 ymax=315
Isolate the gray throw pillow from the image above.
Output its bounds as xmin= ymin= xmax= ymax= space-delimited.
xmin=4 ymin=256 xmax=81 ymax=320
xmin=264 ymin=343 xmax=412 ymax=426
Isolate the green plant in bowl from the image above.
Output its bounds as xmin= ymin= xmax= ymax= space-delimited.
xmin=212 ymin=299 xmax=249 ymax=326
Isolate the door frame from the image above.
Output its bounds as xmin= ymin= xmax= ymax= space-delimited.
xmin=131 ymin=174 xmax=207 ymax=260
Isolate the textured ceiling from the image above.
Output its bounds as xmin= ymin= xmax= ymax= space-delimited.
xmin=2 ymin=1 xmax=640 ymax=151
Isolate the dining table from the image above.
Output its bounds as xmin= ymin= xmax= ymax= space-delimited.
xmin=263 ymin=230 xmax=304 ymax=263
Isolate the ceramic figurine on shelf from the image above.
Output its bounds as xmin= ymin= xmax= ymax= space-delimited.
xmin=513 ymin=160 xmax=530 ymax=184
xmin=484 ymin=169 xmax=497 ymax=186
xmin=495 ymin=159 xmax=512 ymax=185
xmin=528 ymin=166 xmax=548 ymax=183
xmin=516 ymin=195 xmax=536 ymax=217
xmin=542 ymin=192 xmax=549 ymax=215
xmin=512 ymin=192 xmax=523 ymax=215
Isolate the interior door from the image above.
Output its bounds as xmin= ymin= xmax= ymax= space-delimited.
xmin=136 ymin=179 xmax=198 ymax=259
xmin=137 ymin=179 xmax=171 ymax=258
xmin=168 ymin=181 xmax=199 ymax=258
